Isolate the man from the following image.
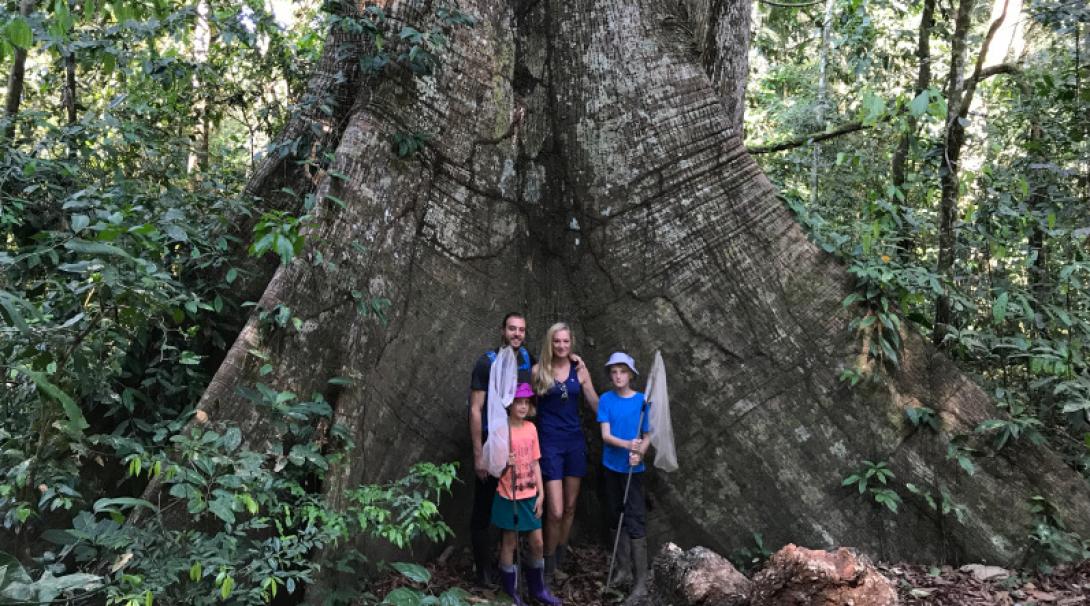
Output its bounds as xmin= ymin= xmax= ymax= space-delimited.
xmin=468 ymin=312 xmax=535 ymax=587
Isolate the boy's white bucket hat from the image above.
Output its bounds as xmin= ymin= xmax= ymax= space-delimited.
xmin=604 ymin=352 xmax=639 ymax=375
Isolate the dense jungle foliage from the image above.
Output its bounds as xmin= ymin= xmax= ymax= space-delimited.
xmin=0 ymin=0 xmax=1087 ymax=603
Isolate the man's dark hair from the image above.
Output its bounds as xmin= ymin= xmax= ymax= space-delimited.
xmin=501 ymin=312 xmax=525 ymax=329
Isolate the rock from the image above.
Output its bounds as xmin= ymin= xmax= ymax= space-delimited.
xmin=648 ymin=542 xmax=752 ymax=606
xmin=750 ymin=544 xmax=898 ymax=606
xmin=959 ymin=564 xmax=1010 ymax=582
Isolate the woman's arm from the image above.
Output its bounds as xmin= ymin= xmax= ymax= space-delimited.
xmin=578 ymin=363 xmax=599 ymax=413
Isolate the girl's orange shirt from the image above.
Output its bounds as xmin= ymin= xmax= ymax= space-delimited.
xmin=497 ymin=421 xmax=541 ymax=500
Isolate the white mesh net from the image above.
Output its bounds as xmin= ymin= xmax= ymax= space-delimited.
xmin=485 ymin=347 xmax=518 ymax=478
xmin=645 ymin=351 xmax=677 ymax=472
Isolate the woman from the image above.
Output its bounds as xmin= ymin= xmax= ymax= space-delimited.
xmin=532 ymin=322 xmax=599 ymax=581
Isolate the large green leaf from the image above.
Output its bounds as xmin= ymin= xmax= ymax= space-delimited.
xmin=992 ymin=291 xmax=1009 ymax=324
xmin=390 ymin=562 xmax=431 ymax=584
xmin=381 ymin=587 xmax=425 ymax=606
xmin=63 ymin=238 xmax=132 ymax=259
xmin=16 ymin=368 xmax=89 ymax=436
xmin=908 ymin=90 xmax=929 ymax=117
xmin=0 ymin=552 xmax=33 ymax=592
xmin=92 ymin=497 xmax=158 ymax=514
xmin=0 ymin=290 xmax=33 ymax=333
xmin=4 ymin=18 xmax=33 ymax=50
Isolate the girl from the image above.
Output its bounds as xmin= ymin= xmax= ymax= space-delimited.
xmin=532 ymin=323 xmax=599 ymax=580
xmin=492 ymin=382 xmax=562 ymax=606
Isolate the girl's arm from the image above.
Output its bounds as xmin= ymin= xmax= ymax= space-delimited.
xmin=578 ymin=363 xmax=599 ymax=413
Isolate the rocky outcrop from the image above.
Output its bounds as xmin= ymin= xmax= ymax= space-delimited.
xmin=645 ymin=543 xmax=898 ymax=606
xmin=750 ymin=544 xmax=898 ymax=606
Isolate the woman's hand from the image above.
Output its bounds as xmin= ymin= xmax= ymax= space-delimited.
xmin=508 ymin=452 xmax=516 ymax=466
xmin=535 ymin=494 xmax=544 ymax=518
xmin=576 ymin=359 xmax=592 ymax=385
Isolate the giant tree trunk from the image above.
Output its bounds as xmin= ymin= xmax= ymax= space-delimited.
xmin=186 ymin=0 xmax=1090 ymax=597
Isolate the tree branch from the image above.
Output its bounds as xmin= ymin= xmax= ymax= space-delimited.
xmin=758 ymin=0 xmax=825 ymax=7
xmin=973 ymin=62 xmax=1021 ymax=84
xmin=747 ymin=120 xmax=869 ymax=154
xmin=956 ymin=0 xmax=1013 ymax=120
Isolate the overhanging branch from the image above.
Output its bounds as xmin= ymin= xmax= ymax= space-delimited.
xmin=747 ymin=120 xmax=869 ymax=154
xmin=758 ymin=0 xmax=826 ymax=7
xmin=748 ymin=61 xmax=1022 ymax=156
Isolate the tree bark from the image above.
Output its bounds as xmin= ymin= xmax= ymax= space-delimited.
xmin=166 ymin=0 xmax=1090 ymax=592
xmin=890 ymin=0 xmax=935 ymax=258
xmin=933 ymin=0 xmax=1011 ymax=344
xmin=187 ymin=0 xmax=212 ymax=175
xmin=2 ymin=0 xmax=37 ymax=144
xmin=932 ymin=0 xmax=975 ymax=344
xmin=63 ymin=53 xmax=77 ymax=126
xmin=810 ymin=0 xmax=834 ymax=204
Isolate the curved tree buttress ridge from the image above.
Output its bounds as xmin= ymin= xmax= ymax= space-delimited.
xmin=185 ymin=0 xmax=1090 ymax=583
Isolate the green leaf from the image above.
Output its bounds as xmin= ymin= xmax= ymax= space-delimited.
xmin=992 ymin=291 xmax=1009 ymax=324
xmin=27 ymin=571 xmax=101 ymax=603
xmin=860 ymin=90 xmax=886 ymax=125
xmin=0 ymin=290 xmax=32 ymax=333
xmin=220 ymin=575 xmax=235 ymax=599
xmin=93 ymin=497 xmax=158 ymax=514
xmin=71 ymin=214 xmax=90 ymax=232
xmin=908 ymin=90 xmax=929 ymax=117
xmin=64 ymin=238 xmax=132 ymax=259
xmin=390 ymin=562 xmax=430 ymax=584
xmin=16 ymin=367 xmax=89 ymax=436
xmin=382 ymin=587 xmax=425 ymax=606
xmin=437 ymin=587 xmax=471 ymax=606
xmin=5 ymin=17 xmax=33 ymax=50
xmin=208 ymin=498 xmax=236 ymax=524
xmin=0 ymin=551 xmax=34 ymax=589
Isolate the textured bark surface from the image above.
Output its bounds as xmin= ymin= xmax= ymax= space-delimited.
xmin=185 ymin=0 xmax=1090 ymax=592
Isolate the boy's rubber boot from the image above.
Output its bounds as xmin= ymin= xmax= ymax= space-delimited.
xmin=525 ymin=564 xmax=563 ymax=605
xmin=500 ymin=568 xmax=528 ymax=606
xmin=622 ymin=538 xmax=649 ymax=606
xmin=609 ymin=532 xmax=633 ymax=588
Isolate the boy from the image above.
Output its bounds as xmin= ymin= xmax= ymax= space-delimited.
xmin=597 ymin=352 xmax=651 ymax=604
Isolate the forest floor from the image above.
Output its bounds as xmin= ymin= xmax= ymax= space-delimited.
xmin=371 ymin=542 xmax=1090 ymax=605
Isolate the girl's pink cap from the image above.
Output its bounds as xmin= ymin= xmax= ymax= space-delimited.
xmin=515 ymin=383 xmax=534 ymax=399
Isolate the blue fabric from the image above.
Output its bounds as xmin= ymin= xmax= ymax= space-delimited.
xmin=597 ymin=391 xmax=650 ymax=473
xmin=469 ymin=346 xmax=534 ymax=438
xmin=539 ymin=441 xmax=587 ymax=481
xmin=536 ymin=362 xmax=582 ymax=443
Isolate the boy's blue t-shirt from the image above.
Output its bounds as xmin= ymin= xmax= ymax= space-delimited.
xmin=597 ymin=390 xmax=651 ymax=473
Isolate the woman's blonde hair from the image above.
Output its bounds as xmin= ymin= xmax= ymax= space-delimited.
xmin=533 ymin=322 xmax=574 ymax=395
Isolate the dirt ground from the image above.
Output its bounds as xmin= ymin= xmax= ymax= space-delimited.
xmin=370 ymin=543 xmax=1090 ymax=605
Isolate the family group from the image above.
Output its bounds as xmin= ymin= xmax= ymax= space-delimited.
xmin=467 ymin=313 xmax=655 ymax=606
